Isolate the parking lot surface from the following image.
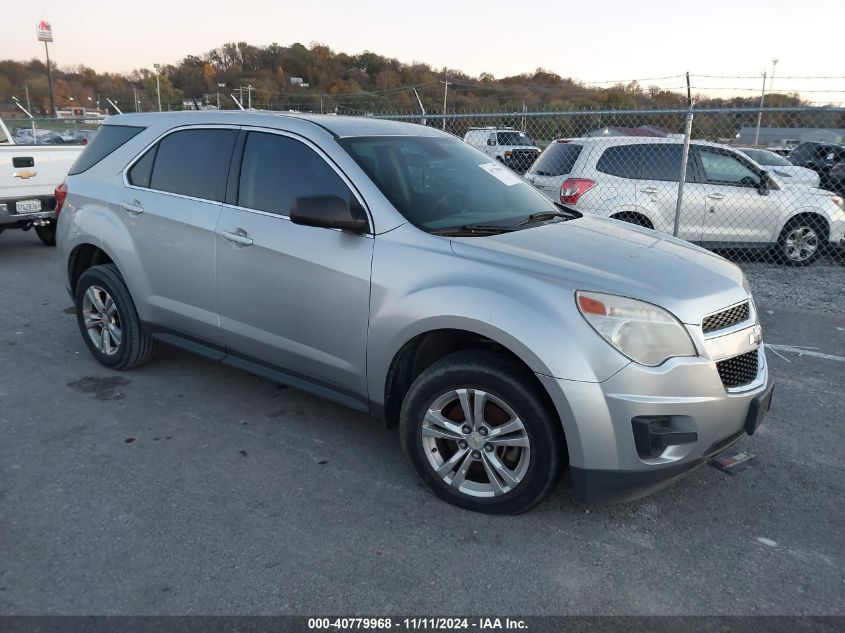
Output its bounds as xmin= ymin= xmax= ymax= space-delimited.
xmin=1 ymin=229 xmax=843 ymax=615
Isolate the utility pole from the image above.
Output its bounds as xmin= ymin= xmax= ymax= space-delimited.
xmin=247 ymin=84 xmax=254 ymax=110
xmin=440 ymin=77 xmax=450 ymax=131
xmin=25 ymin=84 xmax=32 ymax=113
xmin=769 ymin=58 xmax=779 ymax=95
xmin=154 ymin=64 xmax=162 ymax=112
xmin=133 ymin=85 xmax=139 ymax=112
xmin=412 ymin=87 xmax=427 ymax=126
xmin=320 ymin=96 xmax=323 ymax=114
xmin=753 ymin=71 xmax=768 ymax=146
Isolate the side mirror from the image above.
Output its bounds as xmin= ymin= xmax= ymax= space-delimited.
xmin=758 ymin=171 xmax=770 ymax=196
xmin=290 ymin=195 xmax=368 ymax=233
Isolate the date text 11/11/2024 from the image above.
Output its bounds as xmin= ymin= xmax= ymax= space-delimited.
xmin=307 ymin=617 xmax=529 ymax=630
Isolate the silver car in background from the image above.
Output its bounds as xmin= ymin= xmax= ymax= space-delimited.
xmin=57 ymin=112 xmax=773 ymax=513
xmin=736 ymin=147 xmax=821 ymax=188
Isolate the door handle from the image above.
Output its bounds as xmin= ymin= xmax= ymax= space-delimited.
xmin=120 ymin=201 xmax=144 ymax=214
xmin=218 ymin=228 xmax=253 ymax=246
xmin=707 ymin=193 xmax=725 ymax=200
xmin=640 ymin=187 xmax=658 ymax=194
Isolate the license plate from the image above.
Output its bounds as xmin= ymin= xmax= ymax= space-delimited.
xmin=745 ymin=383 xmax=774 ymax=435
xmin=15 ymin=199 xmax=42 ymax=214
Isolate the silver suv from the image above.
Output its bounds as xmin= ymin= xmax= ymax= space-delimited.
xmin=57 ymin=112 xmax=773 ymax=514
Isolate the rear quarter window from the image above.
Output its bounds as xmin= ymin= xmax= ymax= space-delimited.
xmin=530 ymin=143 xmax=583 ymax=176
xmin=68 ymin=125 xmax=145 ymax=175
xmin=596 ymin=145 xmax=645 ymax=179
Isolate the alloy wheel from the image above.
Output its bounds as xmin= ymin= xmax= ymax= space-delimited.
xmin=784 ymin=225 xmax=819 ymax=263
xmin=82 ymin=285 xmax=122 ymax=356
xmin=421 ymin=388 xmax=531 ymax=498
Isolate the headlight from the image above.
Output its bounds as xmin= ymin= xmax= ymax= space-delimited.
xmin=576 ymin=291 xmax=696 ymax=366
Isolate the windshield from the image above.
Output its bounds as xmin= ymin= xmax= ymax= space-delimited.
xmin=340 ymin=136 xmax=558 ymax=231
xmin=740 ymin=148 xmax=792 ymax=167
xmin=497 ymin=131 xmax=533 ymax=146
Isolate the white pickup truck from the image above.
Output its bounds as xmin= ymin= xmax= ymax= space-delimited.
xmin=0 ymin=118 xmax=84 ymax=245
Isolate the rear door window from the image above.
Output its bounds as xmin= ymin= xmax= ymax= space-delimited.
xmin=530 ymin=143 xmax=583 ymax=176
xmin=68 ymin=124 xmax=145 ymax=175
xmin=149 ymin=128 xmax=238 ymax=202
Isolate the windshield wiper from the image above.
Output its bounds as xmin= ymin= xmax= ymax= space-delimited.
xmin=515 ymin=210 xmax=574 ymax=226
xmin=430 ymin=223 xmax=521 ymax=236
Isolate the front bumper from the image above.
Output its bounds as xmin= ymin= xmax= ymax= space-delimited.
xmin=538 ymin=344 xmax=771 ymax=504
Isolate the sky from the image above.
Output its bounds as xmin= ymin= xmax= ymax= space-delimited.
xmin=4 ymin=0 xmax=845 ymax=104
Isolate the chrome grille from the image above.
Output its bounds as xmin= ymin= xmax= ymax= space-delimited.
xmin=703 ymin=302 xmax=750 ymax=334
xmin=717 ymin=350 xmax=759 ymax=389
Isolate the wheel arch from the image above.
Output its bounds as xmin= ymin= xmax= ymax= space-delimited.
xmin=609 ymin=211 xmax=655 ymax=229
xmin=68 ymin=242 xmax=116 ymax=294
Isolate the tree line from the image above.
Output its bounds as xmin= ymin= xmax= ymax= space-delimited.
xmin=0 ymin=41 xmax=828 ymax=118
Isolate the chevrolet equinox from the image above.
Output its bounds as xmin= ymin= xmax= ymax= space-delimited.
xmin=56 ymin=112 xmax=774 ymax=514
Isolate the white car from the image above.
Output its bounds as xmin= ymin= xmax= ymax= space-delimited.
xmin=737 ymin=147 xmax=820 ymax=188
xmin=524 ymin=137 xmax=845 ymax=265
xmin=463 ymin=127 xmax=540 ymax=173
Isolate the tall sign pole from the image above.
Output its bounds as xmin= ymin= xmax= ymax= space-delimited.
xmin=36 ymin=20 xmax=56 ymax=117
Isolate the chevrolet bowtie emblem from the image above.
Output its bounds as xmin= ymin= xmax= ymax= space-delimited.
xmin=13 ymin=170 xmax=37 ymax=180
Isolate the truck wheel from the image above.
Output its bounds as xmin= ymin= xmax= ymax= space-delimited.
xmin=399 ymin=350 xmax=565 ymax=514
xmin=75 ymin=264 xmax=157 ymax=370
xmin=35 ymin=221 xmax=57 ymax=246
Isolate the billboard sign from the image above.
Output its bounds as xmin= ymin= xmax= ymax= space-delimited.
xmin=36 ymin=21 xmax=53 ymax=42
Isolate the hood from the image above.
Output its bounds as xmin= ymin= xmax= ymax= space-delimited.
xmin=450 ymin=217 xmax=748 ymax=325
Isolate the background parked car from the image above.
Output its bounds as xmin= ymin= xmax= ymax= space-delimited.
xmin=524 ymin=137 xmax=845 ymax=265
xmin=787 ymin=141 xmax=845 ymax=190
xmin=828 ymin=162 xmax=845 ymax=195
xmin=736 ymin=147 xmax=820 ymax=188
xmin=463 ymin=127 xmax=540 ymax=173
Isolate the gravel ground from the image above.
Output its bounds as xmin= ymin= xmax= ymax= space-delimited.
xmin=0 ymin=229 xmax=843 ymax=616
xmin=744 ymin=256 xmax=844 ymax=315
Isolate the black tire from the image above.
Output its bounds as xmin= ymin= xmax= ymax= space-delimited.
xmin=74 ymin=263 xmax=157 ymax=370
xmin=399 ymin=350 xmax=565 ymax=514
xmin=775 ymin=216 xmax=827 ymax=266
xmin=35 ymin=220 xmax=57 ymax=246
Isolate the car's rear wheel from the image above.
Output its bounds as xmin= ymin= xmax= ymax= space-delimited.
xmin=399 ymin=350 xmax=564 ymax=514
xmin=35 ymin=220 xmax=57 ymax=246
xmin=75 ymin=264 xmax=157 ymax=369
xmin=776 ymin=217 xmax=826 ymax=265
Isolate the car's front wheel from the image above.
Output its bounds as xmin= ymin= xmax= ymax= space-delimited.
xmin=399 ymin=351 xmax=565 ymax=514
xmin=74 ymin=264 xmax=157 ymax=370
xmin=776 ymin=216 xmax=826 ymax=265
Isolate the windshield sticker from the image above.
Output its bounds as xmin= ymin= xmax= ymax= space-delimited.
xmin=479 ymin=162 xmax=523 ymax=186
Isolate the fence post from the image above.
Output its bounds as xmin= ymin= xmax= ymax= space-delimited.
xmin=673 ymin=73 xmax=694 ymax=238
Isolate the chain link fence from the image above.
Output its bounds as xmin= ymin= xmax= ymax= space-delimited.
xmin=3 ymin=107 xmax=844 ymax=265
xmin=372 ymin=107 xmax=845 ymax=266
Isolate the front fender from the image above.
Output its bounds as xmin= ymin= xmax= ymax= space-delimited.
xmin=366 ymin=228 xmax=630 ymax=410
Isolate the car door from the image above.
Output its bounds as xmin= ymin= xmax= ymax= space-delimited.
xmin=633 ymin=143 xmax=706 ymax=240
xmin=215 ymin=130 xmax=374 ymax=403
xmin=695 ymin=146 xmax=779 ymax=244
xmin=122 ymin=126 xmax=238 ymax=345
